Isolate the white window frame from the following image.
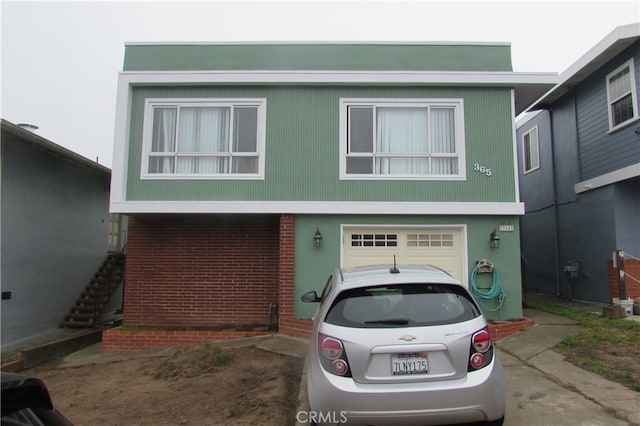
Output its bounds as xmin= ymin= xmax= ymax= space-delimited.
xmin=339 ymin=98 xmax=466 ymax=180
xmin=522 ymin=126 xmax=540 ymax=174
xmin=140 ymin=98 xmax=267 ymax=180
xmin=605 ymin=58 xmax=639 ymax=132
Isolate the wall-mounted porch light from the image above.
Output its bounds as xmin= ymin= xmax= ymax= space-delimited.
xmin=490 ymin=229 xmax=500 ymax=249
xmin=313 ymin=228 xmax=323 ymax=248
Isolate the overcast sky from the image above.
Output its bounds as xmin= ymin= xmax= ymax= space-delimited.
xmin=1 ymin=0 xmax=639 ymax=168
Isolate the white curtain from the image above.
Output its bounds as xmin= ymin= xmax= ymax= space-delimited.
xmin=150 ymin=108 xmax=177 ymax=173
xmin=376 ymin=107 xmax=429 ymax=174
xmin=430 ymin=108 xmax=457 ymax=175
xmin=176 ymin=107 xmax=230 ymax=174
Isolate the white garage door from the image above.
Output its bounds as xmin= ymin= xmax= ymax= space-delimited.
xmin=342 ymin=226 xmax=466 ymax=284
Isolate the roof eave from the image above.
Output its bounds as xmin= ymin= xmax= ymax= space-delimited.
xmin=527 ymin=23 xmax=640 ymax=111
xmin=1 ymin=119 xmax=111 ymax=175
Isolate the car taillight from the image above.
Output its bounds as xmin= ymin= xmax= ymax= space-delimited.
xmin=321 ymin=336 xmax=343 ymax=359
xmin=472 ymin=328 xmax=492 ymax=353
xmin=468 ymin=326 xmax=494 ymax=371
xmin=318 ymin=333 xmax=351 ymax=377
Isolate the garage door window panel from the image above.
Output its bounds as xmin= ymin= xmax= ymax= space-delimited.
xmin=407 ymin=233 xmax=454 ymax=247
xmin=351 ymin=234 xmax=398 ymax=247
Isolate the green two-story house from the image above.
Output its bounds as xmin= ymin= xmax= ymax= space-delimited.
xmin=108 ymin=42 xmax=556 ymax=350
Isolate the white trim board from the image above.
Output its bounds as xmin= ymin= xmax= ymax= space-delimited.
xmin=110 ymin=201 xmax=525 ymax=215
xmin=119 ymin=70 xmax=557 ymax=86
xmin=574 ymin=163 xmax=640 ymax=194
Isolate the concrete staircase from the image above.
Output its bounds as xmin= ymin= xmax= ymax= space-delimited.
xmin=60 ymin=252 xmax=125 ymax=328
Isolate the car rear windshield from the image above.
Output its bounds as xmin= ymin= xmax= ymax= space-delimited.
xmin=324 ymin=283 xmax=481 ymax=328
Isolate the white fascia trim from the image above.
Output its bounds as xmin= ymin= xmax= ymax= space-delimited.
xmin=574 ymin=163 xmax=640 ymax=194
xmin=110 ymin=76 xmax=133 ymax=208
xmin=109 ymin=201 xmax=525 ymax=215
xmin=528 ymin=23 xmax=640 ymax=111
xmin=125 ymin=41 xmax=511 ymax=47
xmin=560 ymin=24 xmax=639 ymax=83
xmin=515 ymin=109 xmax=544 ymax=128
xmin=119 ymin=70 xmax=558 ymax=86
xmin=510 ymin=89 xmax=521 ymax=203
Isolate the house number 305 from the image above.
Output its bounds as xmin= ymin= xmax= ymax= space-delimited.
xmin=473 ymin=163 xmax=492 ymax=177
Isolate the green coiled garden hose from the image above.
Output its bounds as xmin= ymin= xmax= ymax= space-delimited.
xmin=470 ymin=264 xmax=505 ymax=312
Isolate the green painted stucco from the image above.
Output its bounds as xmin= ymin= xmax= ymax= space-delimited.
xmin=123 ymin=43 xmax=512 ymax=72
xmin=126 ymin=86 xmax=517 ymax=203
xmin=294 ymin=215 xmax=523 ymax=322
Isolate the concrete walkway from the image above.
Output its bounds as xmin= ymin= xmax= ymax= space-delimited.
xmin=497 ymin=306 xmax=639 ymax=425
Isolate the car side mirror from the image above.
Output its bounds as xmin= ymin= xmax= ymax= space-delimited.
xmin=301 ymin=290 xmax=320 ymax=303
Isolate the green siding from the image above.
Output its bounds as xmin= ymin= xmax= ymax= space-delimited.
xmin=126 ymin=86 xmax=517 ymax=203
xmin=123 ymin=43 xmax=512 ymax=72
xmin=294 ymin=215 xmax=522 ymax=322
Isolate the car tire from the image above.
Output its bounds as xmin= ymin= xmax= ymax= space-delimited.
xmin=487 ymin=416 xmax=505 ymax=425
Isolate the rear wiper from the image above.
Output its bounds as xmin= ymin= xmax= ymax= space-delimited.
xmin=364 ymin=319 xmax=409 ymax=325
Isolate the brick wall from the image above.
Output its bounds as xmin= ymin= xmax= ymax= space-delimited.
xmin=488 ymin=318 xmax=535 ymax=341
xmin=276 ymin=214 xmax=314 ymax=338
xmin=123 ymin=215 xmax=279 ymax=329
xmin=608 ymin=258 xmax=640 ymax=300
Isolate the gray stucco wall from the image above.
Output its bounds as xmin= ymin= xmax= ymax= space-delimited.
xmin=1 ymin=136 xmax=111 ymax=347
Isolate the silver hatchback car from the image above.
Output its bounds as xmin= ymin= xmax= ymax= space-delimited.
xmin=302 ymin=265 xmax=506 ymax=426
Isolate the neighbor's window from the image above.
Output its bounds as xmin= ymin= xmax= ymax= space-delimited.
xmin=606 ymin=59 xmax=638 ymax=131
xmin=340 ymin=99 xmax=465 ymax=179
xmin=522 ymin=126 xmax=540 ymax=174
xmin=141 ymin=98 xmax=266 ymax=178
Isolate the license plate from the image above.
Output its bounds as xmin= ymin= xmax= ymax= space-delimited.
xmin=391 ymin=353 xmax=428 ymax=375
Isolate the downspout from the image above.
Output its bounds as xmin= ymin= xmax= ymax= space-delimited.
xmin=546 ymin=107 xmax=561 ymax=296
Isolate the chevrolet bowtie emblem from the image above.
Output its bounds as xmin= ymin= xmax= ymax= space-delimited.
xmin=399 ymin=334 xmax=417 ymax=341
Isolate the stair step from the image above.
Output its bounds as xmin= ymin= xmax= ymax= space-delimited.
xmin=77 ymin=297 xmax=96 ymax=304
xmin=75 ymin=299 xmax=103 ymax=306
xmin=69 ymin=305 xmax=98 ymax=313
xmin=64 ymin=313 xmax=96 ymax=320
xmin=81 ymin=290 xmax=110 ymax=298
xmin=61 ymin=251 xmax=125 ymax=329
xmin=60 ymin=320 xmax=94 ymax=328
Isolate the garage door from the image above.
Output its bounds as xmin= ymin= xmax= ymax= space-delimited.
xmin=342 ymin=227 xmax=465 ymax=284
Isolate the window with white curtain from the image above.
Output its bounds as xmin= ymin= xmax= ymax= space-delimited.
xmin=606 ymin=59 xmax=639 ymax=131
xmin=341 ymin=99 xmax=465 ymax=179
xmin=522 ymin=126 xmax=540 ymax=174
xmin=142 ymin=98 xmax=266 ymax=179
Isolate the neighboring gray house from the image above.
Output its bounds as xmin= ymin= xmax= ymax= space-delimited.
xmin=1 ymin=119 xmax=118 ymax=347
xmin=516 ymin=23 xmax=640 ymax=303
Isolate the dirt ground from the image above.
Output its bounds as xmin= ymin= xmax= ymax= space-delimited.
xmin=26 ymin=344 xmax=305 ymax=426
